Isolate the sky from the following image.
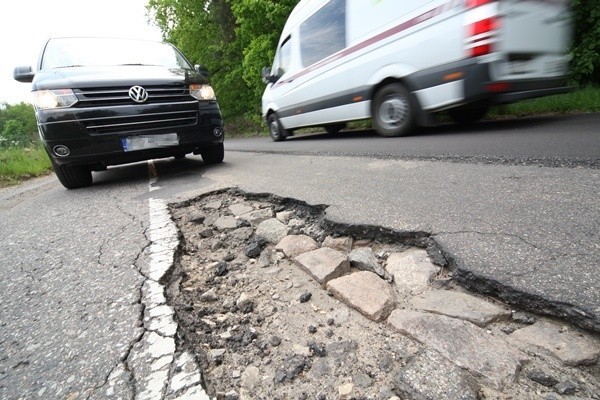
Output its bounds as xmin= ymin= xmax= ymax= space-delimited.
xmin=0 ymin=0 xmax=163 ymax=105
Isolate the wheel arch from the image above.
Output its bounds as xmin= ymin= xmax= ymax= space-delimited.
xmin=264 ymin=107 xmax=291 ymax=131
xmin=369 ymin=76 xmax=430 ymax=128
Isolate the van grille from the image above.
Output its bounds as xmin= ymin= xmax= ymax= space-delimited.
xmin=82 ymin=110 xmax=198 ymax=135
xmin=74 ymin=86 xmax=193 ymax=107
xmin=72 ymin=85 xmax=199 ymax=134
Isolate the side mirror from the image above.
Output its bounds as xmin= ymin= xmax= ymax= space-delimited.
xmin=14 ymin=66 xmax=35 ymax=83
xmin=261 ymin=67 xmax=272 ymax=84
xmin=262 ymin=67 xmax=282 ymax=84
xmin=195 ymin=64 xmax=210 ymax=77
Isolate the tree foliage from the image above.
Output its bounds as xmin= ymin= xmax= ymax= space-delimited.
xmin=0 ymin=103 xmax=38 ymax=148
xmin=147 ymin=0 xmax=298 ymax=121
xmin=232 ymin=0 xmax=300 ymax=110
xmin=570 ymin=0 xmax=600 ymax=86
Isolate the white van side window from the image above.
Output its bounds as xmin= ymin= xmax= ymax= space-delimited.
xmin=299 ymin=0 xmax=346 ymax=67
xmin=279 ymin=36 xmax=292 ymax=75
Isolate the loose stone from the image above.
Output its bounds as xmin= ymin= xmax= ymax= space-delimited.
xmin=511 ymin=320 xmax=600 ymax=366
xmin=410 ymin=290 xmax=511 ymax=327
xmin=299 ymin=292 xmax=312 ymax=303
xmin=327 ymin=271 xmax=396 ymax=322
xmin=526 ymin=370 xmax=559 ymax=387
xmin=308 ymin=342 xmax=327 ymax=357
xmin=276 ymin=235 xmax=319 ymax=258
xmin=244 ymin=237 xmax=267 ymax=258
xmin=348 ymin=247 xmax=387 ymax=279
xmin=214 ymin=262 xmax=228 ymax=277
xmin=294 ymin=247 xmax=350 ymax=286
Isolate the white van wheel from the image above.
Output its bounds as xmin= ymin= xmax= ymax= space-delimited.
xmin=268 ymin=113 xmax=288 ymax=142
xmin=372 ymin=83 xmax=414 ymax=137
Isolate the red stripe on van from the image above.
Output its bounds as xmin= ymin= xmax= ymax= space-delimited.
xmin=274 ymin=0 xmax=464 ymax=88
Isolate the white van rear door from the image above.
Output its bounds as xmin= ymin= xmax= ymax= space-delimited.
xmin=499 ymin=0 xmax=571 ymax=54
xmin=493 ymin=0 xmax=572 ymax=80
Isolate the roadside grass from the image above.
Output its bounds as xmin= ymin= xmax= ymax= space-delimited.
xmin=224 ymin=115 xmax=265 ymax=138
xmin=0 ymin=145 xmax=52 ymax=188
xmin=489 ymin=85 xmax=600 ymax=117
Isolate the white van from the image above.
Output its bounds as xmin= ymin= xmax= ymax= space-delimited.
xmin=261 ymin=0 xmax=573 ymax=141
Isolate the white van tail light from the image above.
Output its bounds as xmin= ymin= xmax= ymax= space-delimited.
xmin=465 ymin=0 xmax=500 ymax=57
xmin=467 ymin=0 xmax=491 ymax=8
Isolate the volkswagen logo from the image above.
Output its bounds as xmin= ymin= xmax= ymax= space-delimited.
xmin=129 ymin=86 xmax=149 ymax=103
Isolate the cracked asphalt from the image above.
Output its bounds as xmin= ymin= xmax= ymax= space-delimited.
xmin=0 ymin=113 xmax=597 ymax=398
xmin=0 ymin=173 xmax=149 ymax=399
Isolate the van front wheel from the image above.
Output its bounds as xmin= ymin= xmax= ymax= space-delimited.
xmin=268 ymin=113 xmax=288 ymax=142
xmin=372 ymin=83 xmax=414 ymax=137
xmin=52 ymin=161 xmax=92 ymax=189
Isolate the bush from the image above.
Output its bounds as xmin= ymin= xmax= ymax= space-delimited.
xmin=0 ymin=102 xmax=38 ymax=148
xmin=570 ymin=0 xmax=600 ymax=85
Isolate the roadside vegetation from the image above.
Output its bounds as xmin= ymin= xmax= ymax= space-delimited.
xmin=1 ymin=1 xmax=599 ymax=186
xmin=0 ymin=102 xmax=51 ymax=188
xmin=0 ymin=146 xmax=51 ymax=187
xmin=488 ymin=86 xmax=600 ymax=119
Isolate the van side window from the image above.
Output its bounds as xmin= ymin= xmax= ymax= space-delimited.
xmin=279 ymin=36 xmax=292 ymax=75
xmin=299 ymin=0 xmax=346 ymax=67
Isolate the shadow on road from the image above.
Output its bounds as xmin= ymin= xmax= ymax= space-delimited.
xmin=90 ymin=156 xmax=217 ymax=190
xmin=284 ymin=114 xmax=567 ymax=142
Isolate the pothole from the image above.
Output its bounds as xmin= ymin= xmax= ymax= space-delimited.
xmin=166 ymin=188 xmax=600 ymax=400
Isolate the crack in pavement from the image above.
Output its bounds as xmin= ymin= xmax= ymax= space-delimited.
xmin=108 ymin=169 xmax=210 ymax=400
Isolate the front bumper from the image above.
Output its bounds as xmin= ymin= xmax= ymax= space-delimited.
xmin=38 ymin=101 xmax=224 ymax=167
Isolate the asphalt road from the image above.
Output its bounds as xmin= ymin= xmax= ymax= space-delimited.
xmin=227 ymin=113 xmax=600 ymax=169
xmin=0 ymin=112 xmax=598 ymax=398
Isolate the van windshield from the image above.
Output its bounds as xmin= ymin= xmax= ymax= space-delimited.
xmin=40 ymin=38 xmax=193 ymax=70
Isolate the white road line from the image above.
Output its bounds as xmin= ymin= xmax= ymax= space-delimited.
xmin=131 ymin=161 xmax=210 ymax=400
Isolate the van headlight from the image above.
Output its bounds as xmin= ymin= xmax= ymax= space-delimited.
xmin=34 ymin=89 xmax=78 ymax=110
xmin=189 ymin=84 xmax=216 ymax=101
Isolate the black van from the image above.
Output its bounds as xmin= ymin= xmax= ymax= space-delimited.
xmin=14 ymin=37 xmax=225 ymax=189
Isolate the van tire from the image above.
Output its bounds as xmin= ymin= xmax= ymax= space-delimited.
xmin=200 ymin=143 xmax=225 ymax=164
xmin=268 ymin=113 xmax=288 ymax=142
xmin=52 ymin=161 xmax=93 ymax=189
xmin=449 ymin=106 xmax=489 ymax=125
xmin=372 ymin=83 xmax=414 ymax=137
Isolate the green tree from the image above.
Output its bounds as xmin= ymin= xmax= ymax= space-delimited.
xmin=570 ymin=0 xmax=600 ymax=86
xmin=231 ymin=0 xmax=299 ymax=116
xmin=148 ymin=0 xmax=252 ymax=119
xmin=0 ymin=102 xmax=38 ymax=148
xmin=147 ymin=0 xmax=298 ymax=120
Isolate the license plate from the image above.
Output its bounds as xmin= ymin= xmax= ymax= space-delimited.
xmin=505 ymin=60 xmax=531 ymax=75
xmin=121 ymin=133 xmax=179 ymax=152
